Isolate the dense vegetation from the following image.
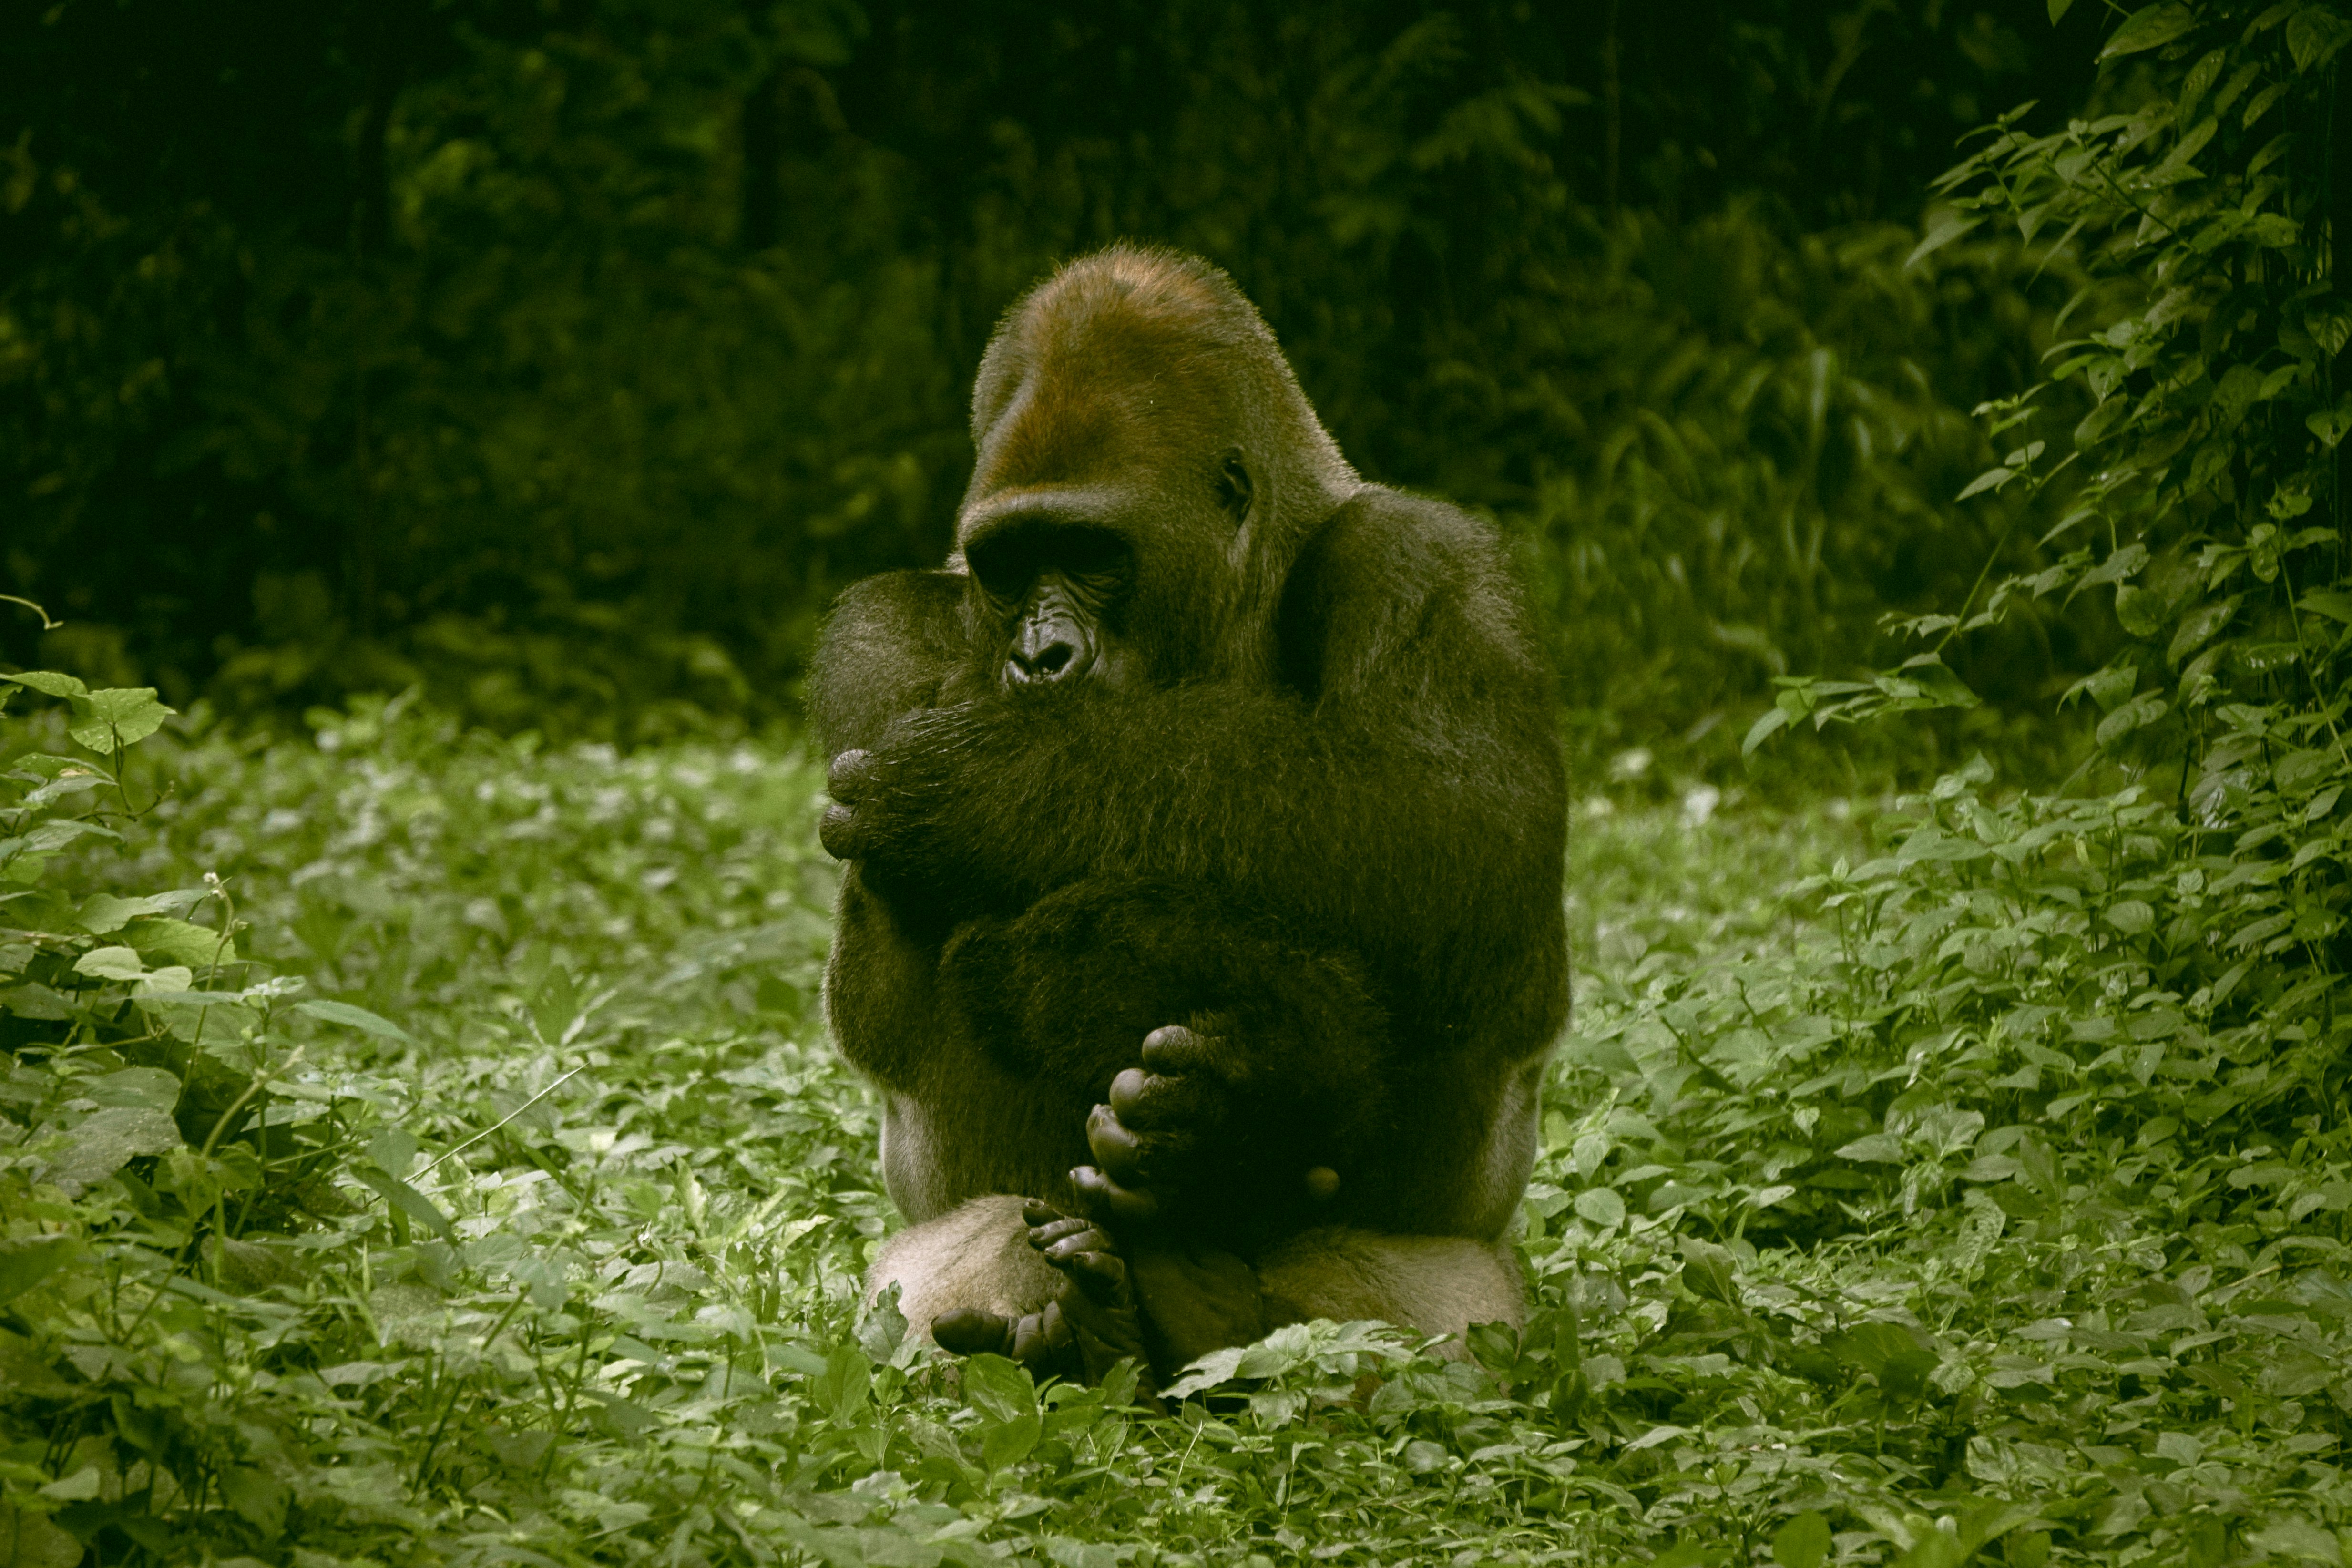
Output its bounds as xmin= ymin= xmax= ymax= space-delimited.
xmin=10 ymin=0 xmax=2352 ymax=1563
xmin=2 ymin=0 xmax=2102 ymax=751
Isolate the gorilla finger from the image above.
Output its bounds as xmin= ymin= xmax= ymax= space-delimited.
xmin=1008 ymin=1310 xmax=1056 ymax=1367
xmin=818 ymin=803 xmax=866 ymax=860
xmin=1027 ymin=1216 xmax=1096 ymax=1252
xmin=1065 ymin=1249 xmax=1132 ymax=1306
xmin=1085 ymin=1103 xmax=1150 ymax=1183
xmin=1042 ymin=1223 xmax=1116 ymax=1262
xmin=826 ymin=748 xmax=877 ymax=799
xmin=1106 ymin=1067 xmax=1153 ymax=1119
xmin=1070 ymin=1164 xmax=1160 ymax=1222
xmin=1021 ymin=1199 xmax=1068 ymax=1229
xmin=1140 ymin=1024 xmax=1227 ymax=1078
xmin=1107 ymin=1068 xmax=1222 ymax=1132
xmin=931 ymin=1309 xmax=1016 ymax=1358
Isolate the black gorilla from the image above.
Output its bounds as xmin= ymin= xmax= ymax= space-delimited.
xmin=809 ymin=244 xmax=1567 ymax=1388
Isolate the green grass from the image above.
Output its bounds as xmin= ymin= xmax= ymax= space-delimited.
xmin=3 ymin=697 xmax=2349 ymax=1566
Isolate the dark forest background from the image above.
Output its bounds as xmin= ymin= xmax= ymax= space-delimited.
xmin=2 ymin=0 xmax=2114 ymax=754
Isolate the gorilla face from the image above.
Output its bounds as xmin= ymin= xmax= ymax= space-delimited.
xmin=960 ymin=445 xmax=1252 ymax=694
xmin=964 ymin=522 xmax=1137 ymax=689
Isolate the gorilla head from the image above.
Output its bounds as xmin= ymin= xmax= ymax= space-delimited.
xmin=952 ymin=246 xmax=1359 ymax=690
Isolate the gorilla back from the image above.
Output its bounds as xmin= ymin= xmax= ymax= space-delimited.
xmin=808 ymin=244 xmax=1568 ymax=1383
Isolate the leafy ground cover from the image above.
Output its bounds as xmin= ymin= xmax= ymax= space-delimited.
xmin=4 ymin=688 xmax=2349 ymax=1568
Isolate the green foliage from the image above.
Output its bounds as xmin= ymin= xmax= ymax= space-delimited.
xmin=1520 ymin=205 xmax=2090 ymax=761
xmin=19 ymin=5 xmax=2352 ymax=1563
xmin=1 ymin=1 xmax=2096 ymax=748
xmin=9 ymin=669 xmax=2352 ymax=1562
xmin=1701 ymin=1 xmax=2352 ymax=1559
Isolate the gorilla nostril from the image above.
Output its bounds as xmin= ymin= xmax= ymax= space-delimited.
xmin=1009 ymin=638 xmax=1084 ymax=682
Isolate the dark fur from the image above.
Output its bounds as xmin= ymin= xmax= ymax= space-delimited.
xmin=810 ymin=244 xmax=1568 ymax=1350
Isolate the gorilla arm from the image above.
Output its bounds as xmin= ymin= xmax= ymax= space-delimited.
xmin=806 ymin=568 xmax=972 ymax=758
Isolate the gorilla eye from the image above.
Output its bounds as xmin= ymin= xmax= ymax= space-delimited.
xmin=1216 ymin=449 xmax=1253 ymax=522
xmin=968 ymin=523 xmax=1134 ymax=606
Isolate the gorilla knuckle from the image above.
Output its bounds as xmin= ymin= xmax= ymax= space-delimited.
xmin=826 ymin=748 xmax=875 ymax=797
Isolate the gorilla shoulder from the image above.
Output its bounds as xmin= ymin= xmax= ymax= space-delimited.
xmin=1275 ymin=485 xmax=1548 ymax=708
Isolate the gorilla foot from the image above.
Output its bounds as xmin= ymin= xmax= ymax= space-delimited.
xmin=1023 ymin=1195 xmax=1161 ymax=1402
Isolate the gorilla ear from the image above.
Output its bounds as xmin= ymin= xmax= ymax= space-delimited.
xmin=1216 ymin=447 xmax=1254 ymax=523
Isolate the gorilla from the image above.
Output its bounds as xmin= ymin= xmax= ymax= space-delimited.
xmin=808 ymin=244 xmax=1567 ymax=1391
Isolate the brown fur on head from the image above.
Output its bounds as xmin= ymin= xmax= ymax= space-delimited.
xmin=954 ymin=245 xmax=1358 ymax=679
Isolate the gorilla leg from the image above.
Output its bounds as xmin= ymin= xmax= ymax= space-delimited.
xmin=882 ymin=1193 xmax=1525 ymax=1395
xmin=1255 ymin=1229 xmax=1526 ymax=1345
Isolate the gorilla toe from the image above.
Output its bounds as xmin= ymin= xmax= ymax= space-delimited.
xmin=931 ymin=1308 xmax=1015 ymax=1356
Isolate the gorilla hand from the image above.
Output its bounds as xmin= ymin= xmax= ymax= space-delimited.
xmin=817 ymin=748 xmax=881 ymax=861
xmin=817 ymin=712 xmax=958 ymax=868
xmin=1075 ymin=1023 xmax=1341 ymax=1223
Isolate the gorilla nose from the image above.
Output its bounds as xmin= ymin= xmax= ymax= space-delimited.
xmin=1007 ymin=624 xmax=1092 ymax=683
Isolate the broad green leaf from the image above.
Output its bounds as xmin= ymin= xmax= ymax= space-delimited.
xmin=2113 ymin=583 xmax=2164 ymax=637
xmin=1897 ymin=655 xmax=1979 ymax=709
xmin=1837 ymin=1132 xmax=1905 ymax=1163
xmin=1955 ymin=464 xmax=2014 ymax=501
xmin=2095 ymin=692 xmax=2167 ymax=744
xmin=78 ymin=889 xmax=205 ymax=933
xmin=19 ymin=819 xmax=118 ymax=854
xmin=2289 ymin=6 xmax=2352 ymax=72
xmin=45 ymin=1106 xmax=182 ymax=1191
xmin=2301 ymin=588 xmax=2352 ymax=624
xmin=1678 ymin=1239 xmax=1738 ymax=1304
xmin=2245 ymin=1518 xmax=2342 ymax=1564
xmin=1164 ymin=1343 xmax=1251 ymax=1399
xmin=2078 ymin=542 xmax=2150 ymax=591
xmin=1774 ymin=1512 xmax=1832 ymax=1568
xmin=83 ymin=1067 xmax=180 ymax=1112
xmin=367 ymin=1127 xmax=419 ymax=1176
xmin=72 ymin=945 xmax=147 ymax=981
xmin=219 ymin=1466 xmax=290 ymax=1536
xmin=2168 ymin=595 xmax=2240 ymax=661
xmin=812 ymin=1342 xmax=871 ymax=1422
xmin=69 ymin=687 xmax=175 ymax=753
xmin=1574 ymin=1187 xmax=1626 ymax=1228
xmin=2100 ymin=2 xmax=2195 ymax=60
xmin=0 ymin=1237 xmax=75 ymax=1304
xmin=297 ymin=999 xmax=415 ymax=1044
xmin=0 ymin=672 xmax=86 ymax=699
xmin=961 ymin=1351 xmax=1038 ymax=1423
xmin=2276 ymin=748 xmax=2337 ymax=791
xmin=123 ymin=916 xmax=235 ymax=969
xmin=349 ymin=1164 xmax=457 ymax=1241
xmin=2176 ymin=47 xmax=2227 ymax=119
xmin=981 ymin=1410 xmax=1041 ymax=1470
xmin=1625 ymin=1424 xmax=1691 ymax=1453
